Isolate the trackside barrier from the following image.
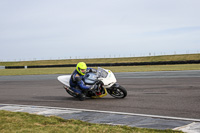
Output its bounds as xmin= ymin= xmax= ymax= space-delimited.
xmin=4 ymin=60 xmax=200 ymax=69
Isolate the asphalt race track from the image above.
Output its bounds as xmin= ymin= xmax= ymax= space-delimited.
xmin=0 ymin=70 xmax=200 ymax=119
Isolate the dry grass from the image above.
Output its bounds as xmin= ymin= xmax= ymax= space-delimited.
xmin=1 ymin=54 xmax=200 ymax=66
xmin=0 ymin=64 xmax=200 ymax=76
xmin=1 ymin=54 xmax=200 ymax=76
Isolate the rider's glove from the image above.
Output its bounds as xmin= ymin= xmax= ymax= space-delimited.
xmin=91 ymin=69 xmax=97 ymax=73
xmin=86 ymin=68 xmax=97 ymax=73
xmin=90 ymin=84 xmax=97 ymax=90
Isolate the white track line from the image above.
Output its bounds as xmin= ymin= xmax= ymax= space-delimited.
xmin=1 ymin=103 xmax=200 ymax=122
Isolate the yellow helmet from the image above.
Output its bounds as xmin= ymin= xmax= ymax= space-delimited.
xmin=76 ymin=62 xmax=87 ymax=75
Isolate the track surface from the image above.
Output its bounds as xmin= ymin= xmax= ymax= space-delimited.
xmin=0 ymin=70 xmax=200 ymax=119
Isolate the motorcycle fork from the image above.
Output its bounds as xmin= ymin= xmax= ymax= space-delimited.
xmin=95 ymin=84 xmax=103 ymax=95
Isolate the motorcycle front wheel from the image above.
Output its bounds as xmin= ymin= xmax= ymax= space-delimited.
xmin=107 ymin=85 xmax=127 ymax=98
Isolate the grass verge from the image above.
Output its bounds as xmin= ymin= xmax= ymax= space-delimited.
xmin=0 ymin=64 xmax=200 ymax=76
xmin=0 ymin=110 xmax=182 ymax=133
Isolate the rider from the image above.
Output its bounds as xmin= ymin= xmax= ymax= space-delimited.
xmin=69 ymin=62 xmax=97 ymax=101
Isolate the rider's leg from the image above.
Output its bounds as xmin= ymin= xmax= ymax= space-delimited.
xmin=68 ymin=86 xmax=81 ymax=94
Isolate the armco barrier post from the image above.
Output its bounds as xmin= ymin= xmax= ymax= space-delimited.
xmin=0 ymin=66 xmax=5 ymax=69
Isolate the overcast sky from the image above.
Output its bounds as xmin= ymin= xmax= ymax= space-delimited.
xmin=0 ymin=0 xmax=200 ymax=61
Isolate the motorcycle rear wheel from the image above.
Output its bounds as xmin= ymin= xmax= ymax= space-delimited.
xmin=108 ymin=85 xmax=127 ymax=98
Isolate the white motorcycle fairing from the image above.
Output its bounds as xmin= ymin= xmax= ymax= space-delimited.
xmin=57 ymin=75 xmax=71 ymax=87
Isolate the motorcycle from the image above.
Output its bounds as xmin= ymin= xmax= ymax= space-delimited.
xmin=57 ymin=67 xmax=127 ymax=100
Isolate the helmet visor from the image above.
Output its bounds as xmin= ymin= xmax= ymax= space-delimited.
xmin=80 ymin=69 xmax=86 ymax=74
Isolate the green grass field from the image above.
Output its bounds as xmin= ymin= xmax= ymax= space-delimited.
xmin=0 ymin=110 xmax=182 ymax=133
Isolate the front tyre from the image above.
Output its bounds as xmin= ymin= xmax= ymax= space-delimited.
xmin=108 ymin=85 xmax=127 ymax=98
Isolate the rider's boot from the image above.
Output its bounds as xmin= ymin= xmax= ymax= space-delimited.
xmin=78 ymin=93 xmax=86 ymax=101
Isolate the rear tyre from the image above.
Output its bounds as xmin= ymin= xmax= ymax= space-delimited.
xmin=108 ymin=85 xmax=127 ymax=98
